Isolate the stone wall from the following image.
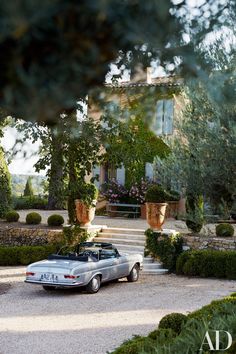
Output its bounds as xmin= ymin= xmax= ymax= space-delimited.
xmin=0 ymin=228 xmax=64 ymax=246
xmin=183 ymin=235 xmax=236 ymax=251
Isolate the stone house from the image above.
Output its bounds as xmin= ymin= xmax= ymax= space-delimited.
xmin=89 ymin=68 xmax=184 ymax=189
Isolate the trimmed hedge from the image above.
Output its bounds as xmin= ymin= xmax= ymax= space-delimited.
xmin=0 ymin=244 xmax=60 ymax=266
xmin=12 ymin=196 xmax=48 ymax=210
xmin=158 ymin=313 xmax=187 ymax=335
xmin=176 ymin=250 xmax=236 ymax=279
xmin=111 ymin=293 xmax=236 ymax=354
xmin=47 ymin=214 xmax=64 ymax=226
xmin=216 ymin=223 xmax=234 ymax=237
xmin=5 ymin=210 xmax=20 ymax=222
xmin=26 ymin=212 xmax=42 ymax=225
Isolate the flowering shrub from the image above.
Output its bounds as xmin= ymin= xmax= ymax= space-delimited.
xmin=102 ymin=178 xmax=153 ymax=204
xmin=129 ymin=178 xmax=152 ymax=204
xmin=101 ymin=179 xmax=128 ymax=203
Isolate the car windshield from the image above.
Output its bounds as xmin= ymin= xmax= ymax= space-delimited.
xmin=53 ymin=242 xmax=119 ymax=261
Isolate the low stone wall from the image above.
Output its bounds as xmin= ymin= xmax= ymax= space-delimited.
xmin=0 ymin=228 xmax=64 ymax=246
xmin=183 ymin=235 xmax=236 ymax=251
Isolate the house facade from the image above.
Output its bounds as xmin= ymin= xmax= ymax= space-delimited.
xmin=89 ymin=69 xmax=184 ymax=189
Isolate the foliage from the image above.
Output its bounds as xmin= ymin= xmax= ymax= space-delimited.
xmin=165 ymin=190 xmax=181 ymax=202
xmin=158 ymin=313 xmax=187 ymax=335
xmin=216 ymin=223 xmax=234 ymax=237
xmin=109 ymin=335 xmax=154 ymax=354
xmin=25 ymin=212 xmax=42 ymax=225
xmin=154 ymin=30 xmax=236 ymax=219
xmin=0 ymin=244 xmax=60 ymax=266
xmin=176 ymin=250 xmax=236 ymax=280
xmin=12 ymin=196 xmax=48 ymax=210
xmin=47 ymin=214 xmax=64 ymax=227
xmin=0 ymin=0 xmax=227 ymax=122
xmin=145 ymin=185 xmax=168 ymax=203
xmin=23 ymin=177 xmax=34 ymax=197
xmin=11 ymin=174 xmax=46 ymax=197
xmin=185 ymin=193 xmax=204 ymax=233
xmin=0 ymin=147 xmax=11 ymax=217
xmin=76 ymin=183 xmax=99 ymax=207
xmin=5 ymin=210 xmax=20 ymax=222
xmin=101 ymin=179 xmax=128 ymax=203
xmin=145 ymin=229 xmax=183 ymax=271
xmin=63 ymin=225 xmax=89 ymax=245
xmin=102 ymin=112 xmax=170 ymax=188
xmin=129 ymin=179 xmax=153 ymax=205
xmin=111 ymin=295 xmax=236 ymax=354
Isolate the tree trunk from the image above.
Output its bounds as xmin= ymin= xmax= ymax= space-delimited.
xmin=47 ymin=130 xmax=64 ymax=210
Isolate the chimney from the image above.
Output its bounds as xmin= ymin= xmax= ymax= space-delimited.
xmin=146 ymin=67 xmax=152 ymax=84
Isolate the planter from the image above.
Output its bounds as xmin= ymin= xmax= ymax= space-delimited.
xmin=146 ymin=202 xmax=168 ymax=231
xmin=140 ymin=204 xmax=146 ymax=219
xmin=75 ymin=199 xmax=96 ymax=226
xmin=166 ymin=201 xmax=179 ymax=218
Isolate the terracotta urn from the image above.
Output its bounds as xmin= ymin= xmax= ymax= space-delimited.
xmin=75 ymin=199 xmax=96 ymax=226
xmin=146 ymin=202 xmax=168 ymax=231
xmin=140 ymin=204 xmax=146 ymax=219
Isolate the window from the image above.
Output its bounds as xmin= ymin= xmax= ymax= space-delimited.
xmin=99 ymin=249 xmax=118 ymax=260
xmin=153 ymin=99 xmax=174 ymax=135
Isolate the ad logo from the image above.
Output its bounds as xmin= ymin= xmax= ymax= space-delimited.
xmin=200 ymin=331 xmax=232 ymax=352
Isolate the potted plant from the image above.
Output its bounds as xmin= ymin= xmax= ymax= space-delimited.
xmin=145 ymin=185 xmax=168 ymax=230
xmin=75 ymin=183 xmax=99 ymax=226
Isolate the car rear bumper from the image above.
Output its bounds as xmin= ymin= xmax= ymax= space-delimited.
xmin=24 ymin=280 xmax=84 ymax=287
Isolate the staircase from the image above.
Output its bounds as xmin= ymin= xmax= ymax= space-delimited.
xmin=93 ymin=227 xmax=168 ymax=275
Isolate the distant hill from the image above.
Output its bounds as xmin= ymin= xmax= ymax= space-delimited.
xmin=11 ymin=174 xmax=46 ymax=196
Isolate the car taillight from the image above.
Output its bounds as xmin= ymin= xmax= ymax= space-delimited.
xmin=26 ymin=272 xmax=35 ymax=276
xmin=64 ymin=275 xmax=77 ymax=279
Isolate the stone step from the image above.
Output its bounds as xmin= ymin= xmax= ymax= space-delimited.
xmin=142 ymin=269 xmax=169 ymax=275
xmin=143 ymin=263 xmax=163 ymax=270
xmin=102 ymin=227 xmax=145 ymax=235
xmin=97 ymin=232 xmax=146 ymax=241
xmin=143 ymin=258 xmax=154 ymax=264
xmin=112 ymin=244 xmax=144 ymax=255
xmin=95 ymin=237 xmax=145 ymax=247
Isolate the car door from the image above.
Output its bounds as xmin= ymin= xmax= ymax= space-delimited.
xmin=99 ymin=249 xmax=122 ymax=281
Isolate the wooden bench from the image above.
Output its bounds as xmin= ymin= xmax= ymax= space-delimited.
xmin=106 ymin=203 xmax=141 ymax=218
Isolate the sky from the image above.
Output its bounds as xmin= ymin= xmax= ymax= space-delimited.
xmin=2 ymin=127 xmax=42 ymax=175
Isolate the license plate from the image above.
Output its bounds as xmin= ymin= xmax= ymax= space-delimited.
xmin=40 ymin=273 xmax=58 ymax=282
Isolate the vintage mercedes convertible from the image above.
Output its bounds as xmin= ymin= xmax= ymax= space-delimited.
xmin=25 ymin=242 xmax=143 ymax=293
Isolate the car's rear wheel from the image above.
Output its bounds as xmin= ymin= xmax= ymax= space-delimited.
xmin=42 ymin=285 xmax=56 ymax=291
xmin=127 ymin=264 xmax=140 ymax=282
xmin=86 ymin=275 xmax=101 ymax=294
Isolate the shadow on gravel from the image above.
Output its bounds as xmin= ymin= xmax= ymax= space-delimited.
xmin=0 ymin=283 xmax=11 ymax=295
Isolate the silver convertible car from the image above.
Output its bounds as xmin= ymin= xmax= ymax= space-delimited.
xmin=25 ymin=242 xmax=143 ymax=293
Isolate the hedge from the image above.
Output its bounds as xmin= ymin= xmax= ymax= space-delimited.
xmin=12 ymin=196 xmax=48 ymax=210
xmin=176 ymin=250 xmax=236 ymax=280
xmin=0 ymin=244 xmax=60 ymax=266
xmin=111 ymin=293 xmax=236 ymax=354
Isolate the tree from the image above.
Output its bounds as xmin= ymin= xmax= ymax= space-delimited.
xmin=156 ymin=29 xmax=236 ymax=220
xmin=0 ymin=119 xmax=11 ymax=217
xmin=102 ymin=103 xmax=170 ymax=187
xmin=0 ymin=1 xmax=228 ymax=123
xmin=15 ymin=119 xmax=65 ymax=209
xmin=23 ymin=177 xmax=34 ymax=197
xmin=0 ymin=148 xmax=11 ymax=217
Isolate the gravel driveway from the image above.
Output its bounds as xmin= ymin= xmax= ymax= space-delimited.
xmin=0 ymin=268 xmax=235 ymax=354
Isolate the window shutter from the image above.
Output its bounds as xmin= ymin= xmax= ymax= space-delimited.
xmin=154 ymin=100 xmax=164 ymax=135
xmin=92 ymin=165 xmax=101 ymax=188
xmin=163 ymin=99 xmax=174 ymax=134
